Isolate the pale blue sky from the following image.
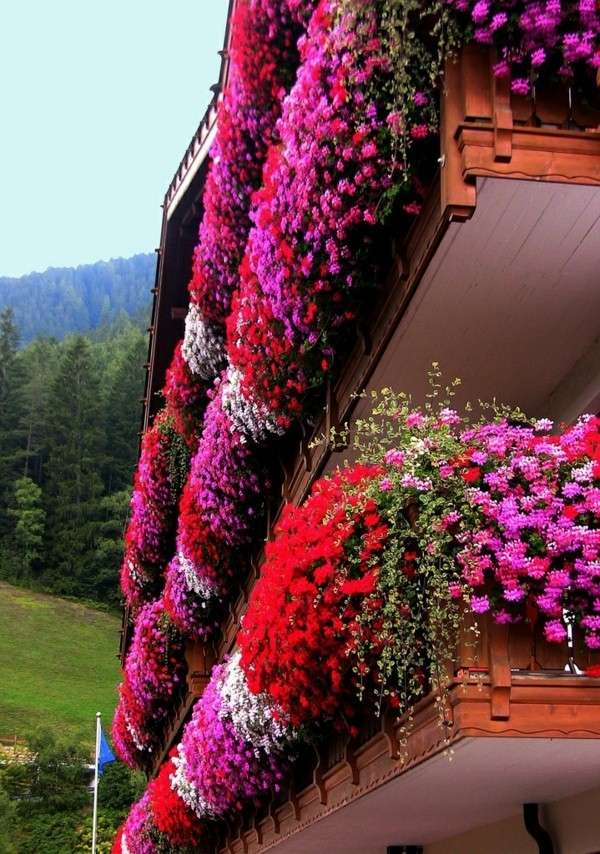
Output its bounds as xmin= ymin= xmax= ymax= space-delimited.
xmin=0 ymin=1 xmax=228 ymax=277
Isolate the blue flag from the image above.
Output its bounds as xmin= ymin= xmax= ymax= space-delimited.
xmin=98 ymin=729 xmax=116 ymax=775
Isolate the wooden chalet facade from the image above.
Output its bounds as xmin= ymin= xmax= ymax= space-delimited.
xmin=125 ymin=8 xmax=600 ymax=854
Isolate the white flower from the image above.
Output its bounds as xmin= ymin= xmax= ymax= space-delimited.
xmin=572 ymin=461 xmax=595 ymax=484
xmin=217 ymin=651 xmax=294 ymax=755
xmin=125 ymin=717 xmax=151 ymax=753
xmin=182 ymin=304 xmax=226 ymax=380
xmin=121 ymin=832 xmax=131 ymax=854
xmin=171 ymin=746 xmax=213 ymax=820
xmin=221 ymin=366 xmax=285 ymax=443
xmin=178 ymin=551 xmax=219 ymax=607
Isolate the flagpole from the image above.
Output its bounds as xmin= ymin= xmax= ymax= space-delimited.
xmin=92 ymin=711 xmax=101 ymax=854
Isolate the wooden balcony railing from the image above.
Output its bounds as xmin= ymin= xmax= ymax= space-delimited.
xmin=441 ymin=44 xmax=600 ymax=219
xmin=214 ymin=614 xmax=600 ymax=854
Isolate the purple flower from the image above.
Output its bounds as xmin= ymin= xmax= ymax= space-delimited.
xmin=471 ymin=594 xmax=491 ymax=614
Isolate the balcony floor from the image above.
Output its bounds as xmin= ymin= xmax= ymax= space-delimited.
xmin=353 ymin=176 xmax=600 ymax=427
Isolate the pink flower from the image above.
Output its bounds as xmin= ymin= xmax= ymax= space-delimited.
xmin=545 ymin=620 xmax=567 ymax=643
xmin=471 ymin=594 xmax=490 ymax=614
xmin=384 ymin=449 xmax=405 ymax=468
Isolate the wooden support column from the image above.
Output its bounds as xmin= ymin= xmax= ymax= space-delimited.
xmin=489 ymin=621 xmax=511 ymax=720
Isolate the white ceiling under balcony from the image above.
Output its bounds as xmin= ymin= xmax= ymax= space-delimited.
xmin=358 ymin=177 xmax=600 ymax=424
xmin=270 ymin=737 xmax=600 ymax=853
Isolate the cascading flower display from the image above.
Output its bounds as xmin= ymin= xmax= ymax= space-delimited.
xmin=113 ymin=599 xmax=186 ymax=767
xmin=181 ymin=303 xmax=226 ymax=382
xmin=119 ymin=390 xmax=600 ymax=846
xmin=111 ymin=823 xmax=125 ymax=854
xmin=189 ymin=385 xmax=269 ymax=548
xmin=120 ymin=791 xmax=156 ymax=854
xmin=114 ymin=1 xmax=600 ymax=848
xmin=163 ymin=552 xmax=220 ymax=637
xmin=119 ymin=545 xmax=161 ymax=614
xmin=226 ymin=0 xmax=397 ymax=435
xmin=148 ymin=754 xmax=205 ymax=847
xmin=457 ymin=414 xmax=600 ymax=648
xmin=240 ymin=464 xmax=388 ymax=726
xmin=164 ymin=383 xmax=270 ymax=632
xmin=447 ymin=0 xmax=600 ymax=93
xmin=172 ymin=652 xmax=292 ymax=818
xmin=163 ymin=342 xmax=207 ymax=447
xmin=241 ymin=390 xmax=600 ymax=729
xmin=184 ymin=0 xmax=313 ymax=378
xmin=121 ymin=412 xmax=190 ymax=609
xmin=112 ymin=681 xmax=153 ymax=770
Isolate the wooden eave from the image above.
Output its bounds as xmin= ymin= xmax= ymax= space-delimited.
xmin=140 ymin=0 xmax=238 ymax=439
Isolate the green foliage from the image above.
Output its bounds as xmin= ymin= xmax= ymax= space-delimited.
xmin=2 ymin=729 xmax=88 ymax=810
xmin=74 ymin=810 xmax=124 ymax=854
xmin=0 ymin=313 xmax=147 ymax=606
xmin=0 ymin=254 xmax=154 ymax=345
xmin=0 ymin=728 xmax=142 ymax=854
xmin=7 ymin=810 xmax=80 ymax=854
xmin=0 ymin=785 xmax=18 ymax=854
xmin=9 ymin=477 xmax=45 ymax=578
xmin=44 ymin=336 xmax=107 ymax=598
xmin=324 ymin=367 xmax=480 ymax=745
xmin=0 ymin=308 xmax=26 ymax=537
xmin=98 ymin=761 xmax=145 ymax=812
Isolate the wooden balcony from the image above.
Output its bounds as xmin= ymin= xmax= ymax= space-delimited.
xmin=214 ymin=46 xmax=600 ymax=666
xmin=215 ymin=615 xmax=600 ymax=854
xmin=144 ymin=47 xmax=600 ymax=838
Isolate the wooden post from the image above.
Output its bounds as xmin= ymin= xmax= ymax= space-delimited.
xmin=186 ymin=640 xmax=216 ymax=697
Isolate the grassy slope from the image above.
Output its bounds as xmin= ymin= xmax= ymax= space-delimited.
xmin=0 ymin=582 xmax=121 ymax=749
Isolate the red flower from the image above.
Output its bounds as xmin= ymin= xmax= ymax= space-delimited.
xmin=240 ymin=465 xmax=387 ymax=727
xmin=148 ymin=756 xmax=205 ymax=846
xmin=462 ymin=467 xmax=481 ymax=483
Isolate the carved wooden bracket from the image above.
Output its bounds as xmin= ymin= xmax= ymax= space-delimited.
xmin=382 ymin=710 xmax=402 ymax=760
xmin=492 ymin=72 xmax=513 ymax=162
xmin=266 ymin=798 xmax=281 ymax=835
xmin=344 ymin=737 xmax=360 ymax=787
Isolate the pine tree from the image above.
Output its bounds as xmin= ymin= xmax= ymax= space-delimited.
xmin=44 ymin=336 xmax=106 ymax=599
xmin=9 ymin=477 xmax=45 ymax=579
xmin=0 ymin=308 xmax=18 ymax=401
xmin=0 ymin=309 xmax=26 ymax=537
xmin=19 ymin=338 xmax=59 ymax=484
xmin=102 ymin=324 xmax=146 ymax=492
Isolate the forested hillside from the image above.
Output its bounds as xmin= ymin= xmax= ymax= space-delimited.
xmin=0 ymin=254 xmax=154 ymax=344
xmin=0 ymin=308 xmax=148 ymax=606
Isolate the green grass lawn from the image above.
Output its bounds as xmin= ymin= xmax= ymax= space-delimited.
xmin=0 ymin=582 xmax=121 ymax=750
